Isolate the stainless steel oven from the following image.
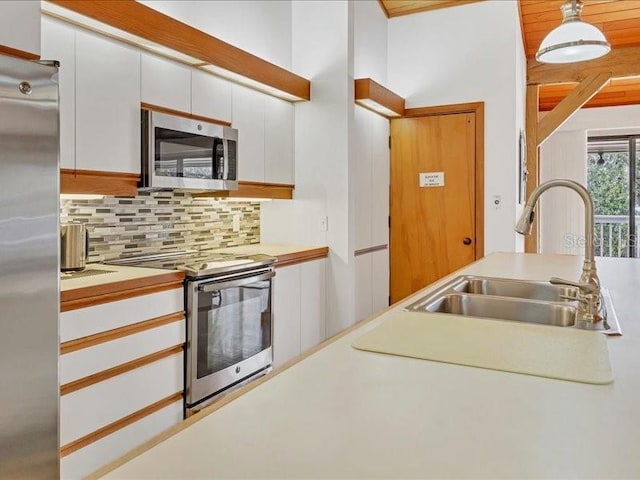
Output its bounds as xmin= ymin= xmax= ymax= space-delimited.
xmin=186 ymin=264 xmax=274 ymax=411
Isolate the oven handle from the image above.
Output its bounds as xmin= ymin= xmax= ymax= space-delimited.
xmin=197 ymin=270 xmax=275 ymax=292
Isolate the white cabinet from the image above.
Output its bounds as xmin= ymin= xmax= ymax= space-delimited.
xmin=141 ymin=53 xmax=191 ymax=113
xmin=191 ymin=69 xmax=232 ymax=123
xmin=75 ymin=29 xmax=141 ymax=173
xmin=0 ymin=1 xmax=40 ymax=58
xmin=41 ymin=17 xmax=75 ymax=170
xmin=355 ymin=249 xmax=389 ymax=322
xmin=232 ymin=84 xmax=265 ymax=182
xmin=272 ymin=264 xmax=301 ymax=367
xmin=60 ymin=287 xmax=185 ymax=479
xmin=273 ymin=259 xmax=327 ymax=368
xmin=265 ymin=95 xmax=294 ymax=184
xmin=232 ymin=84 xmax=294 ymax=184
xmin=371 ymin=112 xmax=390 ymax=247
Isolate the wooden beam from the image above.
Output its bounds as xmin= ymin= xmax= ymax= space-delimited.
xmin=537 ymin=72 xmax=611 ymax=145
xmin=528 ymin=46 xmax=640 ymax=85
xmin=524 ymin=85 xmax=539 ymax=254
xmin=354 ymin=78 xmax=405 ymax=118
xmin=47 ymin=0 xmax=310 ymax=101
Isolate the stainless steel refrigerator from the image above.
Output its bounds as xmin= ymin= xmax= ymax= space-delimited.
xmin=0 ymin=54 xmax=60 ymax=478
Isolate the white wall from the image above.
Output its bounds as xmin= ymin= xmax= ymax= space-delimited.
xmin=540 ymin=131 xmax=587 ymax=255
xmin=261 ymin=0 xmax=355 ymax=337
xmin=353 ymin=0 xmax=387 ymax=83
xmin=387 ymin=1 xmax=526 ymax=254
xmin=138 ymin=0 xmax=292 ymax=69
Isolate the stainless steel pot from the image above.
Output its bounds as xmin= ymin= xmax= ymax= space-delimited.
xmin=61 ymin=223 xmax=89 ymax=271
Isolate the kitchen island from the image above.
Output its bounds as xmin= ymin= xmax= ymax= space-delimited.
xmin=95 ymin=253 xmax=640 ymax=479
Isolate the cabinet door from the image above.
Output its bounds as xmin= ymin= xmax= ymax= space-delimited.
xmin=0 ymin=1 xmax=40 ymax=58
xmin=265 ymin=95 xmax=294 ymax=184
xmin=371 ymin=113 xmax=390 ymax=247
xmin=41 ymin=18 xmax=75 ymax=170
xmin=272 ymin=264 xmax=300 ymax=367
xmin=232 ymin=84 xmax=265 ymax=182
xmin=371 ymin=249 xmax=389 ymax=314
xmin=354 ymin=106 xmax=373 ymax=251
xmin=141 ymin=53 xmax=191 ymax=113
xmin=191 ymin=70 xmax=232 ymax=123
xmin=75 ymin=30 xmax=141 ymax=173
xmin=300 ymin=259 xmax=326 ymax=351
xmin=355 ymin=254 xmax=373 ymax=322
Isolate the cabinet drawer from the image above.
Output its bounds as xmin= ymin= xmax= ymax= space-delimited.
xmin=61 ymin=318 xmax=185 ymax=385
xmin=60 ymin=288 xmax=183 ymax=342
xmin=60 ymin=353 xmax=183 ymax=446
xmin=60 ymin=399 xmax=182 ymax=480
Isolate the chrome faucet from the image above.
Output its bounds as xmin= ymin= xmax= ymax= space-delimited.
xmin=515 ymin=179 xmax=607 ymax=330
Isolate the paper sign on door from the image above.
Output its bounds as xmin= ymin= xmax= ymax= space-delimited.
xmin=419 ymin=172 xmax=445 ymax=187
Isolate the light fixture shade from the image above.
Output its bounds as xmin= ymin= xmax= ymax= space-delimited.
xmin=536 ymin=1 xmax=611 ymax=64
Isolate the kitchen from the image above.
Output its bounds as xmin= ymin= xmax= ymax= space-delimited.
xmin=1 ymin=1 xmax=640 ymax=479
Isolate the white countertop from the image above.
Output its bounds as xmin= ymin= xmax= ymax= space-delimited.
xmin=60 ymin=263 xmax=179 ymax=293
xmin=101 ymin=253 xmax=640 ymax=479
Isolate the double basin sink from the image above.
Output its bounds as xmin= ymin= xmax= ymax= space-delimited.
xmin=405 ymin=275 xmax=621 ymax=335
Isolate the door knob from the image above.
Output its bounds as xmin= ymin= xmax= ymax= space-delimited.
xmin=463 ymin=237 xmax=473 ymax=245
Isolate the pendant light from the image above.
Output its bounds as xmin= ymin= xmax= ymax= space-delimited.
xmin=536 ymin=0 xmax=611 ymax=64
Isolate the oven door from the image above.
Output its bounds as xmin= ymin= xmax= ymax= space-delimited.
xmin=186 ymin=268 xmax=274 ymax=407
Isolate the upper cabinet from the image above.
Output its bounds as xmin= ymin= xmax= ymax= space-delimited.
xmin=141 ymin=53 xmax=191 ymax=113
xmin=191 ymin=70 xmax=232 ymax=123
xmin=75 ymin=30 xmax=141 ymax=174
xmin=233 ymin=85 xmax=294 ymax=185
xmin=0 ymin=1 xmax=40 ymax=59
xmin=41 ymin=18 xmax=75 ymax=170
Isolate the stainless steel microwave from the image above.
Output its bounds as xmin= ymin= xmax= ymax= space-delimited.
xmin=141 ymin=110 xmax=238 ymax=191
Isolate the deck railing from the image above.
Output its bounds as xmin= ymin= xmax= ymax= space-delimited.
xmin=594 ymin=215 xmax=640 ymax=258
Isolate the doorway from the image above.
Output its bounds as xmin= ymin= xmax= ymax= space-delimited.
xmin=389 ymin=102 xmax=484 ymax=303
xmin=587 ymin=134 xmax=639 ymax=258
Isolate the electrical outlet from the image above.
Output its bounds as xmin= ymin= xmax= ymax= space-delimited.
xmin=232 ymin=214 xmax=241 ymax=232
xmin=319 ymin=216 xmax=328 ymax=232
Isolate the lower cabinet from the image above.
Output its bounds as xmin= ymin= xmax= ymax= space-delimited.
xmin=355 ymin=249 xmax=389 ymax=322
xmin=59 ymin=287 xmax=185 ymax=479
xmin=272 ymin=259 xmax=326 ymax=368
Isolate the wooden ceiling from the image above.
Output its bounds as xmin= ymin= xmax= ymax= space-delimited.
xmin=378 ymin=0 xmax=482 ymax=18
xmin=522 ymin=0 xmax=640 ymax=111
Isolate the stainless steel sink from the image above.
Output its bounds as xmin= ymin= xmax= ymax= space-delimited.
xmin=405 ymin=275 xmax=621 ymax=335
xmin=413 ymin=293 xmax=576 ymax=327
xmin=453 ymin=275 xmax=577 ymax=302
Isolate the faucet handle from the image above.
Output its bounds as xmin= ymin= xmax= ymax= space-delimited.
xmin=549 ymin=277 xmax=598 ymax=294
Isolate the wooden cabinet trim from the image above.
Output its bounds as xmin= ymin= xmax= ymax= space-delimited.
xmin=61 ymin=274 xmax=185 ymax=311
xmin=141 ymin=102 xmax=231 ymax=127
xmin=61 ymin=311 xmax=184 ymax=355
xmin=274 ymin=247 xmax=329 ymax=268
xmin=193 ymin=181 xmax=295 ymax=200
xmin=47 ymin=0 xmax=310 ymax=101
xmin=60 ymin=168 xmax=140 ymax=196
xmin=355 ymin=78 xmax=405 ymax=118
xmin=0 ymin=44 xmax=40 ymax=61
xmin=61 ymin=344 xmax=184 ymax=396
xmin=60 ymin=390 xmax=183 ymax=458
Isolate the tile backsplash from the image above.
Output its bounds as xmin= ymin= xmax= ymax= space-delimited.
xmin=61 ymin=191 xmax=260 ymax=262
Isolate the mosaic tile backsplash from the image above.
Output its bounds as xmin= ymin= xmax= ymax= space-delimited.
xmin=60 ymin=191 xmax=260 ymax=262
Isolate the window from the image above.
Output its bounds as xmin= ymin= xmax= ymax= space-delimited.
xmin=587 ymin=135 xmax=639 ymax=257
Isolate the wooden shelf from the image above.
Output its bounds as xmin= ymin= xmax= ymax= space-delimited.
xmin=355 ymin=78 xmax=405 ymax=118
xmin=61 ymin=169 xmax=139 ymax=197
xmin=45 ymin=0 xmax=311 ymax=101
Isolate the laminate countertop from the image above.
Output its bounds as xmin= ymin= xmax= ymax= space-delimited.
xmin=97 ymin=253 xmax=640 ymax=479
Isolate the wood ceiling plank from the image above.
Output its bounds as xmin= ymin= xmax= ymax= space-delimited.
xmin=523 ymin=0 xmax=640 ymax=25
xmin=528 ymin=45 xmax=640 ymax=84
xmin=539 ymin=77 xmax=640 ymax=110
xmin=538 ymin=72 xmax=611 ymax=144
xmin=382 ymin=0 xmax=483 ymax=18
xmin=525 ymin=9 xmax=640 ymax=35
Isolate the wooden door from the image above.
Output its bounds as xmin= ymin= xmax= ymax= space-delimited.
xmin=390 ymin=112 xmax=477 ymax=303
